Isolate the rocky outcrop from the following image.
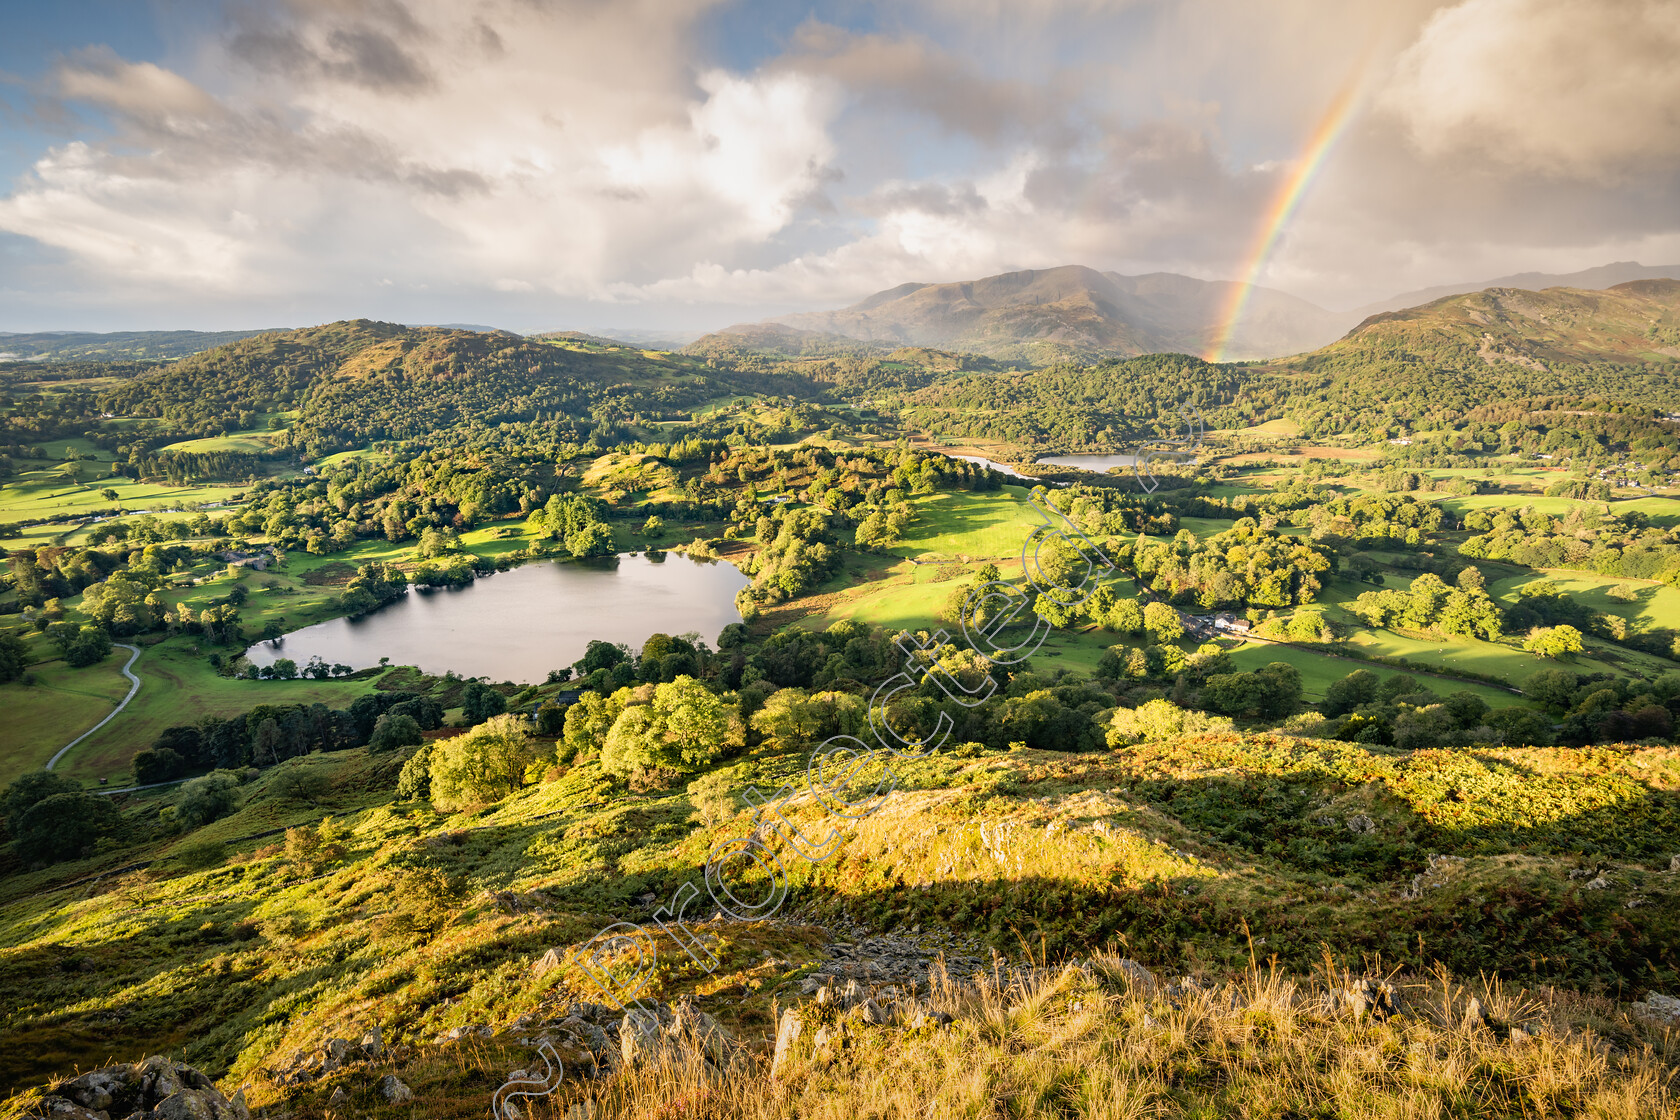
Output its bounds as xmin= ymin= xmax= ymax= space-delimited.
xmin=25 ymin=1057 xmax=248 ymax=1120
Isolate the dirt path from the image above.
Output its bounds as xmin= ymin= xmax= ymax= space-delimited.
xmin=46 ymin=643 xmax=142 ymax=772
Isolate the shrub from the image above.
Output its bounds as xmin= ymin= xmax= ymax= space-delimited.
xmin=171 ymin=840 xmax=226 ymax=871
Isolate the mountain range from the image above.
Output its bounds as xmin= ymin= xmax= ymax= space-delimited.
xmin=695 ymin=260 xmax=1680 ymax=365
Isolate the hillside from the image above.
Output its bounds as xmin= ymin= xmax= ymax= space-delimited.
xmin=2 ymin=717 xmax=1677 ymax=1110
xmin=89 ymin=319 xmax=807 ymax=455
xmin=1355 ymin=261 xmax=1680 ymax=319
xmin=0 ymin=329 xmax=278 ymax=362
xmin=714 ymin=266 xmax=1351 ymax=364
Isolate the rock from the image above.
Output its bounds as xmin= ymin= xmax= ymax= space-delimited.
xmin=564 ymin=1103 xmax=596 ymax=1120
xmin=1585 ymin=876 xmax=1610 ymax=890
xmin=771 ymin=1009 xmax=805 ymax=1079
xmin=1346 ymin=814 xmax=1376 ymax=834
xmin=55 ymin=1070 xmax=123 ymax=1112
xmin=228 ymin=1088 xmax=250 ymax=1120
xmin=557 ymin=1016 xmax=610 ymax=1057
xmin=910 ymin=1009 xmax=953 ymax=1030
xmin=860 ymin=999 xmax=889 ymax=1025
xmin=618 ymin=1011 xmax=667 ymax=1068
xmin=840 ymin=979 xmax=864 ymax=1007
xmin=1632 ymin=992 xmax=1680 ymax=1027
xmin=1464 ymin=997 xmax=1490 ymax=1030
xmin=156 ymin=1090 xmax=221 ymax=1120
xmin=378 ymin=1075 xmax=413 ymax=1104
xmin=1670 ymin=855 xmax=1680 ymax=873
xmin=359 ymin=1027 xmax=383 ymax=1058
xmin=37 ymin=1101 xmax=109 ymax=1120
xmin=136 ymin=1056 xmax=187 ymax=1102
xmin=322 ymin=1038 xmax=352 ymax=1063
xmin=667 ymin=1004 xmax=731 ymax=1065
xmin=1115 ymin=958 xmax=1157 ymax=996
xmin=532 ymin=948 xmax=565 ymax=978
xmin=328 ymin=1086 xmax=350 ymax=1108
xmin=1509 ymin=1027 xmax=1531 ymax=1045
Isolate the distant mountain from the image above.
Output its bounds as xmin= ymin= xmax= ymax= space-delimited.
xmin=1355 ymin=261 xmax=1680 ymax=318
xmin=0 ymin=329 xmax=280 ymax=362
xmin=707 ymin=265 xmax=1351 ymax=364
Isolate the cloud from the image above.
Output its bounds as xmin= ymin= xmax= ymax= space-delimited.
xmin=1380 ymin=0 xmax=1680 ymax=179
xmin=0 ymin=0 xmax=1676 ymax=327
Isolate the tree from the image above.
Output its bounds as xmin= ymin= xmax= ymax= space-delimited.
xmin=14 ymin=791 xmax=116 ymax=862
xmin=601 ymin=676 xmax=731 ymax=779
xmin=1104 ymin=598 xmax=1144 ymax=635
xmin=268 ymin=764 xmax=329 ymax=804
xmin=1322 ymin=669 xmax=1380 ymax=718
xmin=397 ymin=743 xmax=435 ymax=800
xmin=1142 ymin=601 xmax=1184 ymax=644
xmin=177 ymin=771 xmax=244 ymax=827
xmin=0 ymin=630 xmax=28 ymax=683
xmin=1104 ymin=699 xmax=1233 ymax=747
xmin=100 ymin=488 xmax=119 ymax=503
xmin=132 ymin=748 xmax=186 ymax=785
xmin=270 ymin=657 xmax=299 ymax=680
xmin=428 ymin=714 xmax=534 ymax=809
xmin=687 ymin=769 xmax=739 ymax=827
xmin=461 ymin=680 xmax=508 ymax=723
xmin=65 ymin=626 xmax=112 ymax=668
xmin=641 ymin=515 xmax=664 ymax=537
xmin=566 ymin=522 xmax=615 ymax=559
xmin=3 ymin=771 xmax=82 ymax=835
xmin=370 ymin=711 xmax=424 ymax=751
xmin=1524 ymin=625 xmax=1584 ymax=659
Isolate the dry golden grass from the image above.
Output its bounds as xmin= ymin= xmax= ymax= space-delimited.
xmin=461 ymin=955 xmax=1680 ymax=1120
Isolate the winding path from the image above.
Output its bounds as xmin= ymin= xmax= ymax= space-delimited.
xmin=46 ymin=642 xmax=142 ymax=772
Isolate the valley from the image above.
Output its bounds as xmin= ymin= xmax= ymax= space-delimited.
xmin=2 ymin=284 xmax=1679 ymax=1117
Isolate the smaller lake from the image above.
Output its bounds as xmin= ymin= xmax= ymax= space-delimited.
xmin=943 ymin=452 xmax=1032 ymax=479
xmin=245 ymin=553 xmax=749 ymax=682
xmin=1035 ymin=452 xmax=1143 ymax=473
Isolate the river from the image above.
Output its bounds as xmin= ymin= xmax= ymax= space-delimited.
xmin=244 ymin=552 xmax=750 ymax=682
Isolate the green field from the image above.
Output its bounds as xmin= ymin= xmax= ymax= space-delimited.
xmin=1226 ymin=639 xmax=1525 ymax=707
xmin=1490 ymin=569 xmax=1680 ymax=631
xmin=35 ymin=639 xmax=383 ymax=788
xmin=886 ymin=485 xmax=1049 ymax=561
xmin=0 ymin=653 xmax=137 ymax=776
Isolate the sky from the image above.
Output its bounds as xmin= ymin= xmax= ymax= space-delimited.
xmin=1 ymin=0 xmax=1678 ymax=334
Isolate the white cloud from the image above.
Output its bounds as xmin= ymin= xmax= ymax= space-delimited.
xmin=0 ymin=0 xmax=1676 ymax=327
xmin=1380 ymin=0 xmax=1680 ymax=179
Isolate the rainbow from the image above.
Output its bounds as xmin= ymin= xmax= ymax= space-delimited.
xmin=1205 ymin=77 xmax=1364 ymax=363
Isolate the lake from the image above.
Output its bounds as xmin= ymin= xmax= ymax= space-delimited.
xmin=1035 ymin=452 xmax=1143 ymax=472
xmin=245 ymin=552 xmax=750 ymax=682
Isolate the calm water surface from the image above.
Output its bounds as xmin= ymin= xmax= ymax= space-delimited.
xmin=245 ymin=553 xmax=748 ymax=681
xmin=1035 ymin=452 xmax=1143 ymax=472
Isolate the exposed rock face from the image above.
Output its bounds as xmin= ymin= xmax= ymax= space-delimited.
xmin=1632 ymin=992 xmax=1680 ymax=1027
xmin=616 ymin=1001 xmax=733 ymax=1069
xmin=27 ymin=1058 xmax=248 ymax=1120
xmin=378 ymin=1074 xmax=414 ymax=1103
